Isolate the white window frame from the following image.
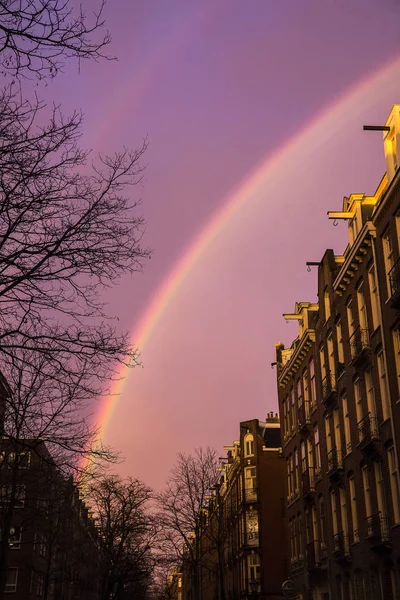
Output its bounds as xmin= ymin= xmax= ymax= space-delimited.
xmin=244 ymin=434 xmax=255 ymax=457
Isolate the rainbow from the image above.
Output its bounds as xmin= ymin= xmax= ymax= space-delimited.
xmin=94 ymin=54 xmax=400 ymax=444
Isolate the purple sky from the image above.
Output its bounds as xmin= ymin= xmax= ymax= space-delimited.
xmin=37 ymin=0 xmax=400 ymax=489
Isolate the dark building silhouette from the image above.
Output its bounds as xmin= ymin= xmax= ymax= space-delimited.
xmin=182 ymin=415 xmax=286 ymax=600
xmin=275 ymin=104 xmax=400 ymax=600
xmin=0 ymin=439 xmax=99 ymax=599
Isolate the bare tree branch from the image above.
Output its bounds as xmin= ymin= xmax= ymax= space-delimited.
xmin=0 ymin=0 xmax=113 ymax=79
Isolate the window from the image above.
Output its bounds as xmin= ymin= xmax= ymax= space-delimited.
xmin=347 ymin=298 xmax=355 ymax=338
xmin=365 ymin=371 xmax=376 ymax=418
xmin=333 ymin=407 xmax=342 ymax=456
xmin=387 ymin=446 xmax=400 ymax=524
xmin=9 ymin=525 xmax=21 ymax=550
xmin=368 ymin=264 xmax=380 ymax=330
xmin=1 ymin=485 xmax=25 ymax=508
xmin=290 ymin=387 xmax=296 ymax=431
xmin=357 ymin=282 xmax=368 ymax=331
xmin=283 ymin=399 xmax=288 ymax=437
xmin=5 ymin=567 xmax=17 ymax=593
xmin=336 ymin=319 xmax=344 ymax=365
xmin=362 ymin=466 xmax=372 ymax=520
xmin=307 ymin=437 xmax=314 ymax=468
xmin=309 ymin=358 xmax=316 ymax=406
xmin=294 ymin=449 xmax=299 ymax=492
xmin=377 ymin=350 xmax=390 ymax=421
xmin=245 ymin=467 xmax=257 ymax=502
xmin=36 ymin=573 xmax=44 ymax=597
xmin=302 ymin=369 xmax=309 ymax=403
xmin=324 ymin=288 xmax=331 ymax=322
xmin=325 ymin=414 xmax=332 ymax=453
xmin=349 ymin=475 xmax=359 ymax=542
xmin=287 ymin=458 xmax=292 ymax=499
xmin=248 ymin=554 xmax=260 ymax=583
xmin=297 ymin=378 xmax=303 ymax=408
xmin=319 ymin=497 xmax=326 ymax=547
xmin=245 ymin=509 xmax=259 ymax=546
xmin=312 ymin=505 xmax=318 ymax=549
xmin=383 ymin=229 xmax=395 ymax=296
xmin=300 ymin=442 xmax=306 ymax=473
xmin=342 ymin=395 xmax=351 ymax=454
xmin=392 ymin=329 xmax=400 ymax=395
xmin=331 ymin=491 xmax=339 ymax=535
xmin=340 ymin=488 xmax=349 ymax=552
xmin=298 ymin=513 xmax=303 ymax=557
xmin=314 ymin=425 xmax=321 ymax=473
xmin=353 ymin=570 xmax=366 ymax=600
xmin=319 ymin=344 xmax=326 ymax=380
xmin=244 ymin=434 xmax=254 ymax=457
xmin=374 ymin=462 xmax=388 ymax=537
xmin=327 ymin=331 xmax=335 ymax=379
xmin=289 ymin=519 xmax=294 ymax=559
xmin=354 ymin=378 xmax=363 ymax=430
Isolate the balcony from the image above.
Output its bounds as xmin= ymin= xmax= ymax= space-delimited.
xmin=333 ymin=531 xmax=351 ymax=564
xmin=366 ymin=513 xmax=391 ymax=551
xmin=357 ymin=413 xmax=380 ymax=456
xmin=302 ymin=467 xmax=315 ymax=499
xmin=321 ymin=372 xmax=338 ymax=408
xmin=243 ymin=487 xmax=258 ymax=504
xmin=327 ymin=448 xmax=343 ymax=481
xmin=388 ymin=256 xmax=400 ymax=309
xmin=298 ymin=401 xmax=311 ymax=432
xmin=349 ymin=326 xmax=371 ymax=370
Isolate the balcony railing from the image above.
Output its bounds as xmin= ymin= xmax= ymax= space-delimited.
xmin=321 ymin=372 xmax=337 ymax=407
xmin=302 ymin=467 xmax=315 ymax=497
xmin=298 ymin=401 xmax=311 ymax=430
xmin=388 ymin=256 xmax=400 ymax=308
xmin=357 ymin=413 xmax=380 ymax=450
xmin=366 ymin=513 xmax=390 ymax=548
xmin=327 ymin=447 xmax=343 ymax=477
xmin=349 ymin=326 xmax=371 ymax=368
xmin=333 ymin=531 xmax=351 ymax=562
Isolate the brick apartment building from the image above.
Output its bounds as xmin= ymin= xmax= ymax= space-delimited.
xmin=0 ymin=440 xmax=99 ymax=599
xmin=182 ymin=415 xmax=286 ymax=600
xmin=275 ymin=104 xmax=400 ymax=600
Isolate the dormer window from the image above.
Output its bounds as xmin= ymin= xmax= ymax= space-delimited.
xmin=244 ymin=433 xmax=254 ymax=457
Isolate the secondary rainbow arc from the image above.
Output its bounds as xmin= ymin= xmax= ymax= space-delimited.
xmin=93 ymin=55 xmax=400 ymax=447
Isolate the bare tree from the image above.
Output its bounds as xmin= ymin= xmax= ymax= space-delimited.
xmin=156 ymin=448 xmax=220 ymax=600
xmin=86 ymin=474 xmax=156 ymax=600
xmin=0 ymin=84 xmax=148 ymax=593
xmin=0 ymin=87 xmax=149 ymax=401
xmin=0 ymin=0 xmax=112 ymax=80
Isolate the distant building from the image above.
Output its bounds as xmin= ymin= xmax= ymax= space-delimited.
xmin=275 ymin=104 xmax=400 ymax=600
xmin=0 ymin=439 xmax=99 ymax=599
xmin=182 ymin=414 xmax=286 ymax=600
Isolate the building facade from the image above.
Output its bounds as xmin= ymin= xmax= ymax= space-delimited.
xmin=182 ymin=415 xmax=286 ymax=600
xmin=275 ymin=104 xmax=400 ymax=600
xmin=0 ymin=440 xmax=99 ymax=599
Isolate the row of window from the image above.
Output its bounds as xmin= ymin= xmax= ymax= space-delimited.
xmin=283 ymin=339 xmax=394 ymax=442
xmin=289 ymin=447 xmax=400 ymax=563
xmin=5 ymin=568 xmax=47 ymax=595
